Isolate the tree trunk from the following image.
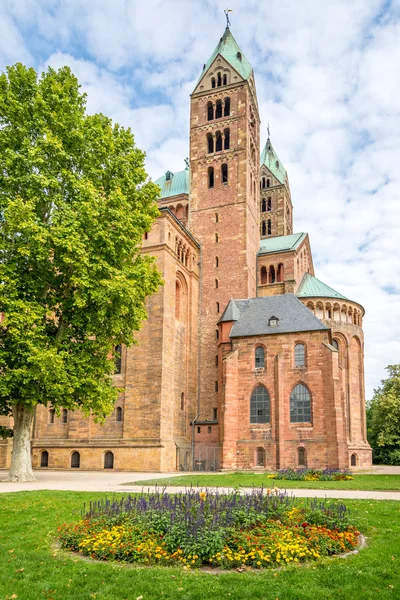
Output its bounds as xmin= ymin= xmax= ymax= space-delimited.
xmin=4 ymin=405 xmax=36 ymax=482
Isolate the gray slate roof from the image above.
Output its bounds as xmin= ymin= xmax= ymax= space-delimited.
xmin=219 ymin=294 xmax=328 ymax=338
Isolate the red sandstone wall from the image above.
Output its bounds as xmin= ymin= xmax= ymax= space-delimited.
xmin=31 ymin=212 xmax=200 ymax=471
xmin=190 ymin=74 xmax=260 ymax=421
xmin=218 ymin=328 xmax=353 ymax=470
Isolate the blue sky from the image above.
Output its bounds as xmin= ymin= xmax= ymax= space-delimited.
xmin=1 ymin=0 xmax=400 ymax=397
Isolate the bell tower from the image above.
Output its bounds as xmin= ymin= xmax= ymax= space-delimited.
xmin=260 ymin=135 xmax=293 ymax=238
xmin=189 ymin=26 xmax=260 ymax=420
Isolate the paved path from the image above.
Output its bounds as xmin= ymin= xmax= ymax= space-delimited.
xmin=1 ymin=469 xmax=399 ymax=500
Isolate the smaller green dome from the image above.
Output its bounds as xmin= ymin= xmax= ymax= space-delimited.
xmin=154 ymin=168 xmax=190 ymax=200
xmin=296 ymin=273 xmax=348 ymax=300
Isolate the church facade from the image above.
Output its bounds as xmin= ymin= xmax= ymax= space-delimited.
xmin=0 ymin=27 xmax=372 ymax=472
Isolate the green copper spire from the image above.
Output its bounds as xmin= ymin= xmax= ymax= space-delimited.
xmin=260 ymin=137 xmax=287 ymax=185
xmin=197 ymin=27 xmax=253 ymax=85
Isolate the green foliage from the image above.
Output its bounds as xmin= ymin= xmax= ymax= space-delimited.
xmin=0 ymin=63 xmax=162 ymax=419
xmin=367 ymin=365 xmax=400 ymax=465
xmin=0 ymin=425 xmax=13 ymax=439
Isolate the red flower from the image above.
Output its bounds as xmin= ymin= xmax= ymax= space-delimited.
xmin=301 ymin=523 xmax=308 ymax=528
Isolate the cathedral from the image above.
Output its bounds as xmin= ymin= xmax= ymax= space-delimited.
xmin=0 ymin=26 xmax=372 ymax=472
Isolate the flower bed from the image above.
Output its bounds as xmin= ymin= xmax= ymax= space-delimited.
xmin=267 ymin=468 xmax=354 ymax=481
xmin=58 ymin=489 xmax=360 ymax=569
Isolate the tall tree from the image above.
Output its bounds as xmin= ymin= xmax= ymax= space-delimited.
xmin=0 ymin=64 xmax=162 ymax=481
xmin=367 ymin=365 xmax=400 ymax=465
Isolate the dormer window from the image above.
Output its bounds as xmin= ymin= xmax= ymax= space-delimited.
xmin=276 ymin=161 xmax=279 ymax=168
xmin=165 ymin=171 xmax=173 ymax=182
xmin=237 ymin=51 xmax=242 ymax=61
xmin=268 ymin=316 xmax=279 ymax=327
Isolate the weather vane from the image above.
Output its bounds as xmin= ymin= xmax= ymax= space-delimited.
xmin=184 ymin=157 xmax=189 ymax=169
xmin=267 ymin=123 xmax=271 ymax=138
xmin=224 ymin=8 xmax=232 ymax=28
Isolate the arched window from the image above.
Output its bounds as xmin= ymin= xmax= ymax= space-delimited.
xmin=261 ymin=177 xmax=266 ymax=189
xmin=215 ymin=381 xmax=218 ymax=392
xmin=261 ymin=221 xmax=266 ymax=236
xmin=215 ymin=354 xmax=218 ymax=366
xmin=351 ymin=453 xmax=358 ymax=466
xmin=267 ymin=198 xmax=272 ymax=211
xmin=215 ymin=256 xmax=219 ymax=267
xmin=216 ymin=302 xmax=220 ymax=313
xmin=224 ymin=128 xmax=230 ymax=150
xmin=261 ymin=199 xmax=266 ymax=212
xmin=217 ymin=72 xmax=222 ymax=87
xmin=175 ymin=280 xmax=181 ymax=319
xmin=114 ymin=345 xmax=122 ymax=374
xmin=207 ymin=102 xmax=214 ymax=121
xmin=255 ymin=346 xmax=265 ymax=369
xmin=215 ymin=233 xmax=218 ymax=243
xmin=216 ymin=99 xmax=222 ymax=119
xmin=223 ymin=74 xmax=227 ymax=85
xmin=277 ymin=263 xmax=284 ymax=282
xmin=266 ymin=178 xmax=270 ymax=188
xmin=49 ymin=409 xmax=55 ymax=424
xmin=40 ymin=451 xmax=49 ymax=468
xmin=250 ymin=385 xmax=270 ymax=423
xmin=62 ymin=409 xmax=68 ymax=424
xmin=215 ymin=131 xmax=222 ymax=152
xmin=260 ymin=266 xmax=268 ymax=285
xmin=215 ymin=279 xmax=218 ymax=289
xmin=180 ymin=392 xmax=185 ymax=410
xmin=116 ymin=406 xmax=123 ymax=422
xmin=224 ymin=97 xmax=230 ymax=116
xmin=211 ymin=77 xmax=216 ymax=88
xmin=269 ymin=265 xmax=275 ymax=284
xmin=208 ymin=426 xmax=212 ymax=434
xmin=267 ymin=220 xmax=271 ymax=235
xmin=207 ymin=133 xmax=214 ymax=154
xmin=298 ymin=447 xmax=306 ymax=466
xmin=221 ymin=163 xmax=228 ymax=184
xmin=295 ymin=343 xmax=305 ymax=367
xmin=256 ymin=447 xmax=265 ymax=467
xmin=71 ymin=451 xmax=80 ymax=468
xmin=208 ymin=167 xmax=214 ymax=188
xmin=104 ymin=451 xmax=114 ymax=469
xmin=290 ymin=384 xmax=311 ymax=423
xmin=216 ymin=328 xmax=219 ymax=340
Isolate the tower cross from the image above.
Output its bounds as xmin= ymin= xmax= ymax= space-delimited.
xmin=224 ymin=8 xmax=232 ymax=28
xmin=267 ymin=123 xmax=271 ymax=139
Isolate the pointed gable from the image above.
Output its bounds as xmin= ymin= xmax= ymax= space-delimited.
xmin=194 ymin=27 xmax=253 ymax=92
xmin=260 ymin=138 xmax=287 ymax=185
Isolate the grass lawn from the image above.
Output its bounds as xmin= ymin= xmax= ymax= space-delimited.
xmin=0 ymin=492 xmax=399 ymax=600
xmin=129 ymin=473 xmax=400 ymax=491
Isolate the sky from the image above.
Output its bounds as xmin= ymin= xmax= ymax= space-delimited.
xmin=1 ymin=0 xmax=399 ymax=397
